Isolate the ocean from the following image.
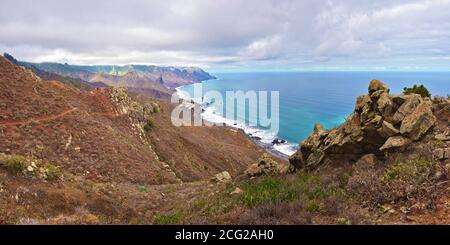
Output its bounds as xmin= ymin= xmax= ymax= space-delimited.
xmin=177 ymin=72 xmax=450 ymax=157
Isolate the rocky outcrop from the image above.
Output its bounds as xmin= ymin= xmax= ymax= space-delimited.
xmin=289 ymin=80 xmax=443 ymax=171
xmin=108 ymin=87 xmax=158 ymax=122
xmin=211 ymin=171 xmax=232 ymax=183
xmin=244 ymin=153 xmax=287 ymax=177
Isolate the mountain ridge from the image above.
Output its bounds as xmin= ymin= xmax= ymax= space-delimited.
xmin=4 ymin=53 xmax=216 ymax=99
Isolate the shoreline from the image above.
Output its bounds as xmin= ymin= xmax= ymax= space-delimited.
xmin=174 ymin=85 xmax=296 ymax=160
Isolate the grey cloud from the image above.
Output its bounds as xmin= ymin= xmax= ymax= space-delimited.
xmin=1 ymin=0 xmax=450 ymax=70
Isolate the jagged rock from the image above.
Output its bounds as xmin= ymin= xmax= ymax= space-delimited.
xmin=211 ymin=171 xmax=232 ymax=183
xmin=272 ymin=138 xmax=286 ymax=144
xmin=108 ymin=87 xmax=156 ymax=122
xmin=392 ymin=94 xmax=422 ymax=124
xmin=368 ymin=80 xmax=390 ymax=94
xmin=355 ymin=95 xmax=371 ymax=112
xmin=433 ymin=96 xmax=446 ymax=104
xmin=400 ymin=100 xmax=436 ymax=141
xmin=245 ymin=153 xmax=283 ymax=177
xmin=289 ymin=123 xmax=328 ymax=169
xmin=289 ymin=80 xmax=441 ymax=171
xmin=379 ymin=121 xmax=399 ymax=138
xmin=377 ymin=92 xmax=394 ymax=119
xmin=301 ymin=123 xmax=326 ymax=154
xmin=379 ymin=136 xmax=410 ymax=151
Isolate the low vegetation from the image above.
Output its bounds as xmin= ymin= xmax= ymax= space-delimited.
xmin=153 ymin=211 xmax=183 ymax=225
xmin=0 ymin=153 xmax=63 ymax=181
xmin=0 ymin=154 xmax=29 ymax=173
xmin=155 ymin=174 xmax=354 ymax=224
xmin=403 ymin=84 xmax=431 ymax=98
xmin=143 ymin=118 xmax=155 ymax=132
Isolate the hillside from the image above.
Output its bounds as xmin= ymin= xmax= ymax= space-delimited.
xmin=0 ymin=55 xmax=275 ymax=224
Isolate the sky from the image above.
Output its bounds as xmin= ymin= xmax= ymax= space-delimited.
xmin=1 ymin=0 xmax=450 ymax=72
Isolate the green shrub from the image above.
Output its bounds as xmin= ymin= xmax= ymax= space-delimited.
xmin=0 ymin=155 xmax=28 ymax=173
xmin=403 ymin=84 xmax=431 ymax=98
xmin=45 ymin=164 xmax=62 ymax=181
xmin=382 ymin=157 xmax=433 ymax=182
xmin=152 ymin=103 xmax=160 ymax=113
xmin=242 ymin=178 xmax=296 ymax=208
xmin=143 ymin=118 xmax=155 ymax=132
xmin=153 ymin=211 xmax=183 ymax=225
xmin=138 ymin=184 xmax=148 ymax=193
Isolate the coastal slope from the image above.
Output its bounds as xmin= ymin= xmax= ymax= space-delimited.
xmin=0 ymin=55 xmax=276 ymax=224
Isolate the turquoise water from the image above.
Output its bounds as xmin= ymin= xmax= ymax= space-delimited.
xmin=178 ymin=72 xmax=450 ymax=156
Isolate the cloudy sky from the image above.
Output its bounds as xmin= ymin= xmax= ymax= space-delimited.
xmin=1 ymin=0 xmax=450 ymax=71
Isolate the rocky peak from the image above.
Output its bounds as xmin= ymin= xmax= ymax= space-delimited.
xmin=107 ymin=87 xmax=157 ymax=123
xmin=368 ymin=79 xmax=390 ymax=94
xmin=289 ymin=80 xmax=443 ymax=171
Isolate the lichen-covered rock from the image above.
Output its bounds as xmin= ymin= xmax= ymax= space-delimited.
xmin=379 ymin=136 xmax=410 ymax=151
xmin=368 ymin=79 xmax=390 ymax=94
xmin=399 ymin=101 xmax=436 ymax=141
xmin=108 ymin=87 xmax=156 ymax=122
xmin=245 ymin=153 xmax=285 ymax=177
xmin=211 ymin=171 xmax=232 ymax=183
xmin=392 ymin=94 xmax=422 ymax=124
xmin=379 ymin=121 xmax=399 ymax=138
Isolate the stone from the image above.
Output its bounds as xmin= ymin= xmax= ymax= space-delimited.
xmin=230 ymin=187 xmax=243 ymax=196
xmin=433 ymin=95 xmax=446 ymax=104
xmin=368 ymin=80 xmax=390 ymax=95
xmin=377 ymin=92 xmax=394 ymax=118
xmin=272 ymin=138 xmax=286 ymax=144
xmin=380 ymin=136 xmax=410 ymax=151
xmin=400 ymin=101 xmax=436 ymax=141
xmin=379 ymin=121 xmax=399 ymax=138
xmin=392 ymin=94 xmax=422 ymax=124
xmin=211 ymin=171 xmax=232 ymax=183
xmin=245 ymin=153 xmax=281 ymax=177
xmin=27 ymin=165 xmax=34 ymax=172
xmin=355 ymin=95 xmax=371 ymax=112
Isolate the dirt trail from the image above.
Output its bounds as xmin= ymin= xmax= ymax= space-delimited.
xmin=0 ymin=107 xmax=77 ymax=126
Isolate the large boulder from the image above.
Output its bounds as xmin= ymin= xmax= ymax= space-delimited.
xmin=379 ymin=121 xmax=399 ymax=138
xmin=392 ymin=94 xmax=422 ymax=124
xmin=211 ymin=171 xmax=232 ymax=183
xmin=399 ymin=100 xmax=436 ymax=141
xmin=379 ymin=136 xmax=410 ymax=151
xmin=245 ymin=153 xmax=285 ymax=177
xmin=368 ymin=79 xmax=390 ymax=94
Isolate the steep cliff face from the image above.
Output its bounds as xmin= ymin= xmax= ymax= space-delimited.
xmin=289 ymin=80 xmax=449 ymax=171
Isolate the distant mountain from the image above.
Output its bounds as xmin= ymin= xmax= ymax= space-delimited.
xmin=3 ymin=53 xmax=106 ymax=91
xmin=9 ymin=54 xmax=215 ymax=93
